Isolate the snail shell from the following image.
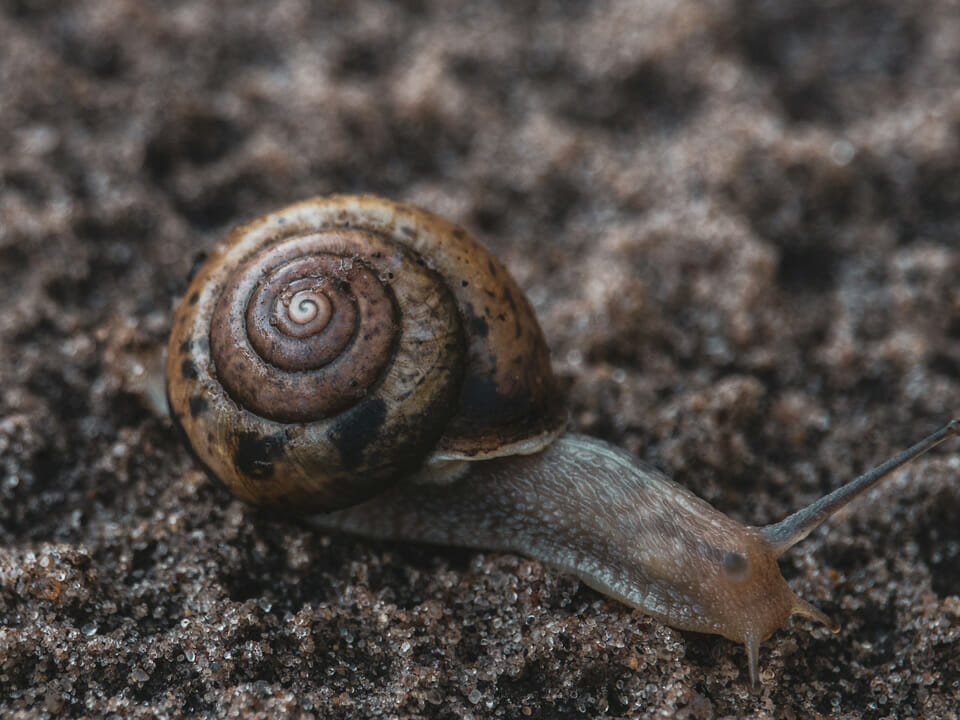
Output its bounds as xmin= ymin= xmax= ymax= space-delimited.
xmin=165 ymin=195 xmax=565 ymax=512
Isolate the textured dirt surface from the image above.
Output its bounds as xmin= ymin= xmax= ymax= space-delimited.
xmin=2 ymin=1 xmax=960 ymax=718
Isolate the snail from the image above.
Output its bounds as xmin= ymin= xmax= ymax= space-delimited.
xmin=165 ymin=194 xmax=958 ymax=688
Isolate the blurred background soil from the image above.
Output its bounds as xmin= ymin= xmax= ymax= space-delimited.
xmin=2 ymin=1 xmax=960 ymax=718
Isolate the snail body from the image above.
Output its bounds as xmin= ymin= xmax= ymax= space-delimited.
xmin=319 ymin=435 xmax=806 ymax=651
xmin=166 ymin=195 xmax=959 ymax=687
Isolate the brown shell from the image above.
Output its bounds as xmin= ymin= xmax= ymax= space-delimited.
xmin=165 ymin=195 xmax=565 ymax=512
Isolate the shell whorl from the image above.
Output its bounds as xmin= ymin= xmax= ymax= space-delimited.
xmin=166 ymin=195 xmax=565 ymax=512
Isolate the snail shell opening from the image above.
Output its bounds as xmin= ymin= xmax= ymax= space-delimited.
xmin=166 ymin=195 xmax=565 ymax=512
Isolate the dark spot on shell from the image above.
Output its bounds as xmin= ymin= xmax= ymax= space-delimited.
xmin=181 ymin=359 xmax=199 ymax=380
xmin=188 ymin=291 xmax=199 ymax=305
xmin=503 ymin=290 xmax=519 ymax=317
xmin=179 ymin=340 xmax=192 ymax=354
xmin=487 ymin=259 xmax=498 ymax=277
xmin=461 ymin=280 xmax=469 ymax=287
xmin=328 ymin=397 xmax=387 ymax=470
xmin=187 ymin=252 xmax=207 ymax=282
xmin=469 ymin=314 xmax=489 ymax=338
xmin=235 ymin=431 xmax=287 ymax=481
xmin=167 ymin=391 xmax=227 ymax=493
xmin=188 ymin=395 xmax=209 ymax=417
xmin=453 ymin=228 xmax=466 ymax=240
xmin=459 ymin=375 xmax=532 ymax=424
xmin=402 ymin=226 xmax=416 ymax=238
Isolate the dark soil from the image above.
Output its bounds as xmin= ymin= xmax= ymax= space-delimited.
xmin=2 ymin=1 xmax=959 ymax=718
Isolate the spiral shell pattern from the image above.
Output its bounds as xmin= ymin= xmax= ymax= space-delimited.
xmin=166 ymin=195 xmax=564 ymax=512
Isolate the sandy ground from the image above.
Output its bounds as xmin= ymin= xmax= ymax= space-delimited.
xmin=2 ymin=1 xmax=960 ymax=718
